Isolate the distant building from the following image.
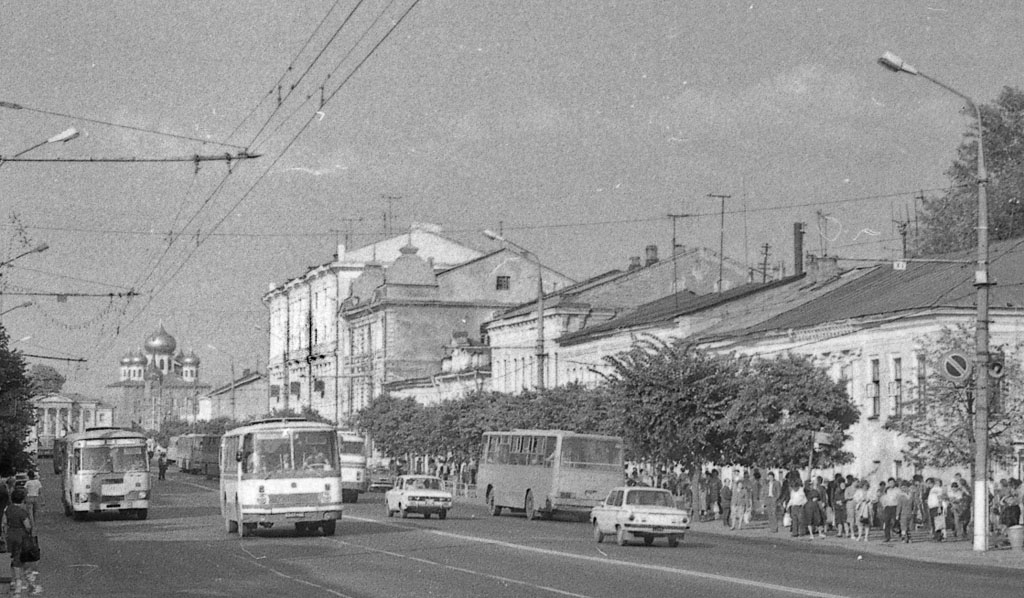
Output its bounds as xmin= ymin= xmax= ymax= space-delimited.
xmin=106 ymin=324 xmax=210 ymax=429
xmin=31 ymin=393 xmax=113 ymax=457
xmin=205 ymin=368 xmax=270 ymax=421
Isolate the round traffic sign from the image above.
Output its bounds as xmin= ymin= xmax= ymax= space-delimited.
xmin=938 ymin=350 xmax=972 ymax=384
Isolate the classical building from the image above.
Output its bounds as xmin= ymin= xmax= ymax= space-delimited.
xmin=106 ymin=324 xmax=210 ymax=430
xmin=31 ymin=393 xmax=113 ymax=457
xmin=263 ymin=223 xmax=575 ymax=422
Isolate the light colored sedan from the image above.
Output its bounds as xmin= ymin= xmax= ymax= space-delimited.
xmin=590 ymin=486 xmax=690 ymax=547
xmin=385 ymin=475 xmax=453 ymax=520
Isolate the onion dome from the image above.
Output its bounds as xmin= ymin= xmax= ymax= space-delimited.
xmin=120 ymin=352 xmax=133 ymax=366
xmin=144 ymin=324 xmax=177 ymax=354
xmin=129 ymin=349 xmax=148 ymax=366
xmin=386 ymin=244 xmax=437 ymax=286
xmin=181 ymin=350 xmax=200 ymax=366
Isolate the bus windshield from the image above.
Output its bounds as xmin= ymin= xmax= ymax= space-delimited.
xmin=560 ymin=437 xmax=623 ymax=470
xmin=81 ymin=445 xmax=148 ymax=472
xmin=244 ymin=429 xmax=337 ymax=475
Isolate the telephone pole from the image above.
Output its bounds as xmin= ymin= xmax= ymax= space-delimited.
xmin=667 ymin=213 xmax=693 ymax=297
xmin=759 ymin=243 xmax=771 ymax=283
xmin=707 ymin=194 xmax=731 ymax=292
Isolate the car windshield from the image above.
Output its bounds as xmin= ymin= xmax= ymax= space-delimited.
xmin=407 ymin=477 xmax=442 ymax=490
xmin=625 ymin=490 xmax=674 ymax=507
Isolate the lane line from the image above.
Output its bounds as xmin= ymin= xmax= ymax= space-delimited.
xmin=346 ymin=516 xmax=853 ymax=598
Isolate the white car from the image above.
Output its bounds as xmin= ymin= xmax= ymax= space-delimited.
xmin=590 ymin=486 xmax=690 ymax=547
xmin=385 ymin=475 xmax=453 ymax=520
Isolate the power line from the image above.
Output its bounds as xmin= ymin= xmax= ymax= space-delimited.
xmin=1 ymin=151 xmax=260 ymax=164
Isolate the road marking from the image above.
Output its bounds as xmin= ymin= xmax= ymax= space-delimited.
xmin=346 ymin=516 xmax=852 ymax=598
xmin=233 ymin=551 xmax=357 ymax=598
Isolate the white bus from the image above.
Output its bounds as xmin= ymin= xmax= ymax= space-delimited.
xmin=220 ymin=418 xmax=343 ymax=537
xmin=337 ymin=430 xmax=368 ymax=503
xmin=478 ymin=430 xmax=625 ymax=520
xmin=53 ymin=427 xmax=151 ymax=521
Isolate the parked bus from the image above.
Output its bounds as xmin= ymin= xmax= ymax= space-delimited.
xmin=478 ymin=430 xmax=624 ymax=520
xmin=337 ymin=430 xmax=368 ymax=503
xmin=220 ymin=418 xmax=343 ymax=537
xmin=174 ymin=433 xmax=221 ymax=477
xmin=53 ymin=427 xmax=151 ymax=520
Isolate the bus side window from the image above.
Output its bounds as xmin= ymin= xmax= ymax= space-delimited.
xmin=241 ymin=434 xmax=254 ymax=473
xmin=72 ymin=448 xmax=81 ymax=474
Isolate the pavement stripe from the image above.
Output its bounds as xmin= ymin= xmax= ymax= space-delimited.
xmin=346 ymin=516 xmax=853 ymax=598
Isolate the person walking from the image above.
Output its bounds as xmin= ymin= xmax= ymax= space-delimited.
xmin=762 ymin=471 xmax=782 ymax=533
xmin=928 ymin=478 xmax=947 ymax=541
xmin=896 ymin=480 xmax=914 ymax=543
xmin=831 ymin=478 xmax=848 ymax=539
xmin=157 ymin=454 xmax=168 ymax=481
xmin=947 ymin=481 xmax=970 ymax=539
xmin=730 ymin=480 xmax=753 ymax=530
xmin=853 ymin=480 xmax=872 ymax=542
xmin=22 ymin=472 xmax=41 ymax=525
xmin=719 ymin=479 xmax=733 ymax=528
xmin=2 ymin=488 xmax=42 ymax=595
xmin=787 ymin=478 xmax=808 ymax=538
xmin=804 ymin=479 xmax=826 ymax=539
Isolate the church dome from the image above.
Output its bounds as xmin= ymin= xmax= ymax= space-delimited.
xmin=120 ymin=353 xmax=133 ymax=366
xmin=129 ymin=349 xmax=148 ymax=366
xmin=386 ymin=244 xmax=437 ymax=286
xmin=144 ymin=324 xmax=177 ymax=354
xmin=181 ymin=350 xmax=200 ymax=366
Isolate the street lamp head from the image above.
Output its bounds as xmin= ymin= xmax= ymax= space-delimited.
xmin=482 ymin=229 xmax=504 ymax=242
xmin=47 ymin=127 xmax=80 ymax=144
xmin=878 ymin=51 xmax=918 ymax=75
xmin=32 ymin=243 xmax=49 ymax=254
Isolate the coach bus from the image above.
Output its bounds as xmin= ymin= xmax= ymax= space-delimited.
xmin=53 ymin=427 xmax=151 ymax=520
xmin=173 ymin=433 xmax=221 ymax=477
xmin=478 ymin=430 xmax=624 ymax=520
xmin=337 ymin=430 xmax=368 ymax=503
xmin=220 ymin=418 xmax=343 ymax=537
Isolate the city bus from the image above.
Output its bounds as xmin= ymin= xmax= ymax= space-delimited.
xmin=174 ymin=433 xmax=221 ymax=477
xmin=220 ymin=418 xmax=343 ymax=537
xmin=53 ymin=427 xmax=151 ymax=520
xmin=478 ymin=430 xmax=625 ymax=520
xmin=337 ymin=430 xmax=368 ymax=503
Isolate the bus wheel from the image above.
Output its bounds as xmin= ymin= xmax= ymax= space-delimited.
xmin=424 ymin=512 xmax=431 ymax=520
xmin=241 ymin=522 xmax=256 ymax=538
xmin=667 ymin=535 xmax=680 ymax=548
xmin=226 ymin=517 xmax=238 ymax=533
xmin=593 ymin=521 xmax=604 ymax=543
xmin=439 ymin=509 xmax=447 ymax=520
xmin=72 ymin=510 xmax=86 ymax=522
xmin=322 ymin=520 xmax=336 ymax=536
xmin=342 ymin=490 xmax=357 ymax=503
xmin=643 ymin=536 xmax=654 ymax=546
xmin=525 ymin=491 xmax=537 ymax=521
xmin=136 ymin=509 xmax=148 ymax=521
xmin=63 ymin=501 xmax=72 ymax=517
xmin=488 ymin=492 xmax=502 ymax=517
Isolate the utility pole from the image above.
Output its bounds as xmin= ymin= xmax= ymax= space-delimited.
xmin=667 ymin=213 xmax=693 ymax=298
xmin=759 ymin=243 xmax=771 ymax=283
xmin=707 ymin=194 xmax=731 ymax=292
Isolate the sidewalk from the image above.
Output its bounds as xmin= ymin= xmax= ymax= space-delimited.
xmin=686 ymin=514 xmax=1024 ymax=570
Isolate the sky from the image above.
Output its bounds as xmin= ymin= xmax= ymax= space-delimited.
xmin=1 ymin=0 xmax=1022 ymax=398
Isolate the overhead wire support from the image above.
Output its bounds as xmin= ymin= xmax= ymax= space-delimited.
xmin=0 ymin=151 xmax=261 ymax=164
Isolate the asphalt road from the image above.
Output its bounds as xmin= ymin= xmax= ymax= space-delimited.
xmin=26 ymin=467 xmax=1024 ymax=597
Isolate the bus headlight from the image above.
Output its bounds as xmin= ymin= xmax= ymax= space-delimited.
xmin=257 ymin=485 xmax=269 ymax=506
xmin=320 ymin=483 xmax=332 ymax=503
xmin=75 ymin=493 xmax=90 ymax=504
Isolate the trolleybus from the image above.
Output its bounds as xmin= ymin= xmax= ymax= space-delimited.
xmin=337 ymin=430 xmax=368 ymax=503
xmin=478 ymin=429 xmax=624 ymax=520
xmin=53 ymin=427 xmax=151 ymax=520
xmin=173 ymin=433 xmax=221 ymax=477
xmin=220 ymin=418 xmax=343 ymax=537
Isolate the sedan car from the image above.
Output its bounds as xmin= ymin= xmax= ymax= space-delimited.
xmin=385 ymin=475 xmax=453 ymax=520
xmin=590 ymin=486 xmax=690 ymax=547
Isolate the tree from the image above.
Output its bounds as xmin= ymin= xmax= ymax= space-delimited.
xmin=355 ymin=394 xmax=431 ymax=459
xmin=723 ymin=354 xmax=859 ymax=471
xmin=28 ymin=364 xmax=65 ymax=395
xmin=883 ymin=325 xmax=1024 ymax=479
xmin=918 ymin=87 xmax=1024 ymax=255
xmin=0 ymin=327 xmax=35 ymax=475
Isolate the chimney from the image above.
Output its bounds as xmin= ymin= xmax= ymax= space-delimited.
xmin=793 ymin=222 xmax=805 ymax=276
xmin=806 ymin=254 xmax=839 ymax=283
xmin=644 ymin=244 xmax=659 ymax=267
xmin=628 ymin=256 xmax=642 ymax=271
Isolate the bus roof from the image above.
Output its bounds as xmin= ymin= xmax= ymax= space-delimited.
xmin=483 ymin=429 xmax=622 ymax=440
xmin=61 ymin=428 xmax=148 ymax=444
xmin=224 ymin=419 xmax=336 ymax=436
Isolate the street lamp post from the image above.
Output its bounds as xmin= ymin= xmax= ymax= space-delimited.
xmin=0 ymin=301 xmax=32 ymax=318
xmin=878 ymin=51 xmax=991 ymax=552
xmin=0 ymin=127 xmax=80 ymax=168
xmin=207 ymin=344 xmax=237 ymax=420
xmin=483 ymin=230 xmax=545 ymax=390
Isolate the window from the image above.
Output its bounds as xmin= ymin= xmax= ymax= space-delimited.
xmin=915 ymin=353 xmax=927 ymax=415
xmin=869 ymin=359 xmax=881 ymax=418
xmin=495 ymin=275 xmax=511 ymax=291
xmin=891 ymin=357 xmax=903 ymax=418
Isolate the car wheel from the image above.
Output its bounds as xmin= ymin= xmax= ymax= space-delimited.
xmin=667 ymin=535 xmax=679 ymax=548
xmin=439 ymin=509 xmax=448 ymax=520
xmin=400 ymin=504 xmax=408 ymax=519
xmin=525 ymin=490 xmax=536 ymax=521
xmin=593 ymin=521 xmax=604 ymax=544
xmin=488 ymin=492 xmax=502 ymax=517
xmin=322 ymin=520 xmax=336 ymax=536
xmin=643 ymin=536 xmax=654 ymax=546
xmin=616 ymin=527 xmax=629 ymax=546
xmin=386 ymin=502 xmax=394 ymax=517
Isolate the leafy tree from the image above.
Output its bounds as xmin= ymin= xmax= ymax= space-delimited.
xmin=883 ymin=325 xmax=1024 ymax=480
xmin=603 ymin=337 xmax=740 ymax=470
xmin=918 ymin=87 xmax=1024 ymax=255
xmin=0 ymin=327 xmax=35 ymax=475
xmin=28 ymin=364 xmax=65 ymax=395
xmin=355 ymin=394 xmax=430 ymax=459
xmin=724 ymin=354 xmax=859 ymax=470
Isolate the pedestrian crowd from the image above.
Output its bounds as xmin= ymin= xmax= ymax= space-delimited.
xmin=625 ymin=464 xmax=1024 ymax=546
xmin=1 ymin=471 xmax=43 ymax=595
